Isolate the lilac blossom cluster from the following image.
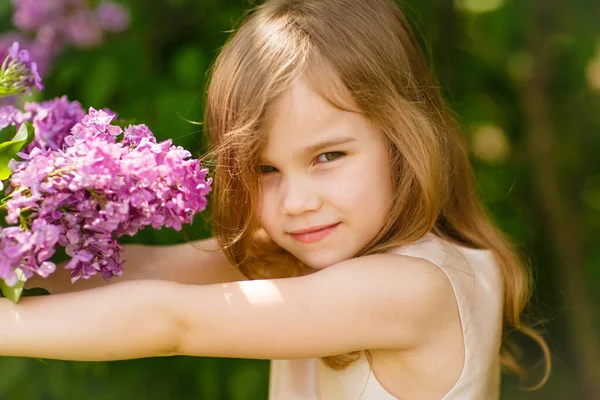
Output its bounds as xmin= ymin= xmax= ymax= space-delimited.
xmin=0 ymin=96 xmax=86 ymax=152
xmin=0 ymin=42 xmax=43 ymax=97
xmin=0 ymin=109 xmax=212 ymax=286
xmin=0 ymin=104 xmax=24 ymax=131
xmin=1 ymin=0 xmax=129 ymax=77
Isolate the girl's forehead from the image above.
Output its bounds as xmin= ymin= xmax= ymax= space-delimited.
xmin=260 ymin=77 xmax=380 ymax=158
xmin=270 ymin=78 xmax=334 ymax=125
xmin=263 ymin=75 xmax=362 ymax=137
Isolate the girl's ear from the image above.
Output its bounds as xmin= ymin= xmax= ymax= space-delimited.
xmin=244 ymin=228 xmax=307 ymax=279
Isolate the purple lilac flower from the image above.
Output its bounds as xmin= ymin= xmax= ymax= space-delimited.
xmin=0 ymin=33 xmax=27 ymax=60
xmin=23 ymin=96 xmax=86 ymax=151
xmin=63 ymin=9 xmax=104 ymax=48
xmin=1 ymin=108 xmax=211 ymax=285
xmin=0 ymin=226 xmax=34 ymax=286
xmin=11 ymin=0 xmax=130 ymax=48
xmin=1 ymin=97 xmax=85 ymax=153
xmin=30 ymin=27 xmax=62 ymax=76
xmin=8 ymin=0 xmax=130 ymax=76
xmin=11 ymin=0 xmax=66 ymax=32
xmin=0 ymin=42 xmax=44 ymax=96
xmin=0 ymin=105 xmax=25 ymax=130
xmin=0 ymin=31 xmax=60 ymax=78
xmin=0 ymin=33 xmax=53 ymax=85
xmin=0 ymin=221 xmax=60 ymax=286
xmin=96 ymin=1 xmax=130 ymax=33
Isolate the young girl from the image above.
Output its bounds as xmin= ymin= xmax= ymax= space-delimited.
xmin=7 ymin=0 xmax=550 ymax=398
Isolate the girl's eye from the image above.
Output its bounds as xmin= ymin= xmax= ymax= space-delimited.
xmin=316 ymin=151 xmax=344 ymax=163
xmin=259 ymin=165 xmax=278 ymax=174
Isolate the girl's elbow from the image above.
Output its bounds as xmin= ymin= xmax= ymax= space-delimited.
xmin=121 ymin=280 xmax=186 ymax=358
xmin=163 ymin=314 xmax=190 ymax=357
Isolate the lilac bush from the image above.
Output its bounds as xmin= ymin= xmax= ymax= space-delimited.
xmin=0 ymin=41 xmax=211 ymax=302
xmin=2 ymin=0 xmax=130 ymax=77
xmin=11 ymin=0 xmax=130 ymax=45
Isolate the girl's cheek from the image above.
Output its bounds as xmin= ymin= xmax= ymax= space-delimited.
xmin=259 ymin=186 xmax=284 ymax=226
xmin=258 ymin=179 xmax=276 ymax=202
xmin=256 ymin=185 xmax=272 ymax=222
xmin=320 ymin=163 xmax=364 ymax=203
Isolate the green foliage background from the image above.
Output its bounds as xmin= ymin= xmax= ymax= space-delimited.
xmin=1 ymin=0 xmax=599 ymax=398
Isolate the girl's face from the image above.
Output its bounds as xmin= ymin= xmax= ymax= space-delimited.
xmin=257 ymin=77 xmax=394 ymax=270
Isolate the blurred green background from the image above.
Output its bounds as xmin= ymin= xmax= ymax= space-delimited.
xmin=1 ymin=0 xmax=599 ymax=399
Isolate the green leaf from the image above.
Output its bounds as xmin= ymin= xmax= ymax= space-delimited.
xmin=22 ymin=287 xmax=50 ymax=297
xmin=14 ymin=121 xmax=35 ymax=144
xmin=0 ymin=124 xmax=16 ymax=143
xmin=0 ymin=122 xmax=35 ymax=180
xmin=0 ymin=268 xmax=27 ymax=304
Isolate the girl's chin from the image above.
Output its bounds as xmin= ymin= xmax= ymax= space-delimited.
xmin=295 ymin=252 xmax=354 ymax=271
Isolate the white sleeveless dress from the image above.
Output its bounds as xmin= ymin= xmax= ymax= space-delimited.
xmin=268 ymin=232 xmax=504 ymax=399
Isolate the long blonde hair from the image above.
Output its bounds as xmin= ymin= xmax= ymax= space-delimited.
xmin=205 ymin=0 xmax=550 ymax=388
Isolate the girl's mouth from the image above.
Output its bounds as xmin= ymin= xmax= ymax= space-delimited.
xmin=288 ymin=222 xmax=340 ymax=244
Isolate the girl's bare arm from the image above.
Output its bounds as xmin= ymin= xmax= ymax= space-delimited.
xmin=24 ymin=237 xmax=247 ymax=294
xmin=0 ymin=254 xmax=457 ymax=361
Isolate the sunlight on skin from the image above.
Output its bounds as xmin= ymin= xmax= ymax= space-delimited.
xmin=224 ymin=291 xmax=235 ymax=304
xmin=235 ymin=280 xmax=285 ymax=305
xmin=9 ymin=307 xmax=23 ymax=325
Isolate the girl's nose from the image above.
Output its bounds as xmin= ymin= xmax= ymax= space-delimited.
xmin=280 ymin=175 xmax=321 ymax=216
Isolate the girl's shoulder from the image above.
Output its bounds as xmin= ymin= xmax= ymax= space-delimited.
xmin=379 ymin=232 xmax=504 ymax=386
xmin=318 ymin=241 xmax=463 ymax=348
xmin=383 ymin=232 xmax=501 ymax=287
xmin=320 ymin=232 xmax=501 ymax=343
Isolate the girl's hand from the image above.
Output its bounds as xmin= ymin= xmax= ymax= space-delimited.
xmin=24 ymin=237 xmax=246 ymax=294
xmin=0 ymin=253 xmax=457 ymax=362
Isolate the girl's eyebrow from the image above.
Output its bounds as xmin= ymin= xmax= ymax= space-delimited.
xmin=303 ymin=137 xmax=356 ymax=155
